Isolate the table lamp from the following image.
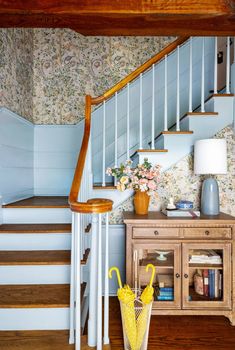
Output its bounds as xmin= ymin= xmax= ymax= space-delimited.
xmin=194 ymin=139 xmax=227 ymax=215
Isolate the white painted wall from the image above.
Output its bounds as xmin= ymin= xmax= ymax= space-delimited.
xmin=0 ymin=108 xmax=34 ymax=205
xmin=34 ymin=122 xmax=83 ymax=196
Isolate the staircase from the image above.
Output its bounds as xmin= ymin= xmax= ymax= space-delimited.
xmin=0 ymin=35 xmax=234 ymax=350
xmin=0 ymin=196 xmax=89 ymax=333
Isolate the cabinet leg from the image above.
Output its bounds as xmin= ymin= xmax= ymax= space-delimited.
xmin=227 ymin=314 xmax=235 ymax=326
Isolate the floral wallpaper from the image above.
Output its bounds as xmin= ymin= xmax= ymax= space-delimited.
xmin=0 ymin=29 xmax=34 ymax=122
xmin=110 ymin=126 xmax=235 ymax=224
xmin=32 ymin=29 xmax=174 ymax=124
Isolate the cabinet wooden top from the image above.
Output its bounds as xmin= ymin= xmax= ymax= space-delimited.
xmin=123 ymin=211 xmax=235 ymax=224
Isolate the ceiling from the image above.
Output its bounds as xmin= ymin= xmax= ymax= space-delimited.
xmin=0 ymin=0 xmax=235 ymax=36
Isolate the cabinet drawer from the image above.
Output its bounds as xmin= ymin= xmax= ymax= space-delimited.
xmin=183 ymin=228 xmax=231 ymax=239
xmin=133 ymin=227 xmax=179 ymax=238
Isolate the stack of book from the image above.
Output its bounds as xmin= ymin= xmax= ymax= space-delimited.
xmin=201 ymin=269 xmax=223 ymax=299
xmin=162 ymin=209 xmax=200 ymax=217
xmin=156 ymin=287 xmax=174 ymax=301
xmin=189 ymin=250 xmax=222 ymax=265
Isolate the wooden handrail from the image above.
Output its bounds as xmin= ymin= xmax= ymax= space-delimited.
xmin=69 ymin=36 xmax=190 ymax=213
xmin=69 ymin=95 xmax=113 ymax=213
xmin=91 ymin=36 xmax=189 ymax=105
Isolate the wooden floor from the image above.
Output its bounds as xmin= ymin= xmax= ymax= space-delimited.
xmin=2 ymin=196 xmax=69 ymax=208
xmin=0 ymin=298 xmax=235 ymax=349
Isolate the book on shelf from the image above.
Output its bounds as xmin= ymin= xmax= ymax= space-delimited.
xmin=162 ymin=209 xmax=200 ymax=217
xmin=194 ymin=269 xmax=222 ymax=299
xmin=189 ymin=250 xmax=222 ymax=264
xmin=157 ymin=295 xmax=174 ymax=301
xmin=202 ymin=269 xmax=209 ymax=297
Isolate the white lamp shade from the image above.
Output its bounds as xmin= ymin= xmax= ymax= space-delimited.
xmin=194 ymin=139 xmax=227 ymax=175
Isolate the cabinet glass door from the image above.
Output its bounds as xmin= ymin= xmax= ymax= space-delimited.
xmin=133 ymin=243 xmax=181 ymax=309
xmin=182 ymin=243 xmax=231 ymax=309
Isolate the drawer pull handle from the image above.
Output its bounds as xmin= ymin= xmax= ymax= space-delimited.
xmin=154 ymin=230 xmax=159 ymax=235
xmin=205 ymin=230 xmax=210 ymax=235
xmin=184 ymin=274 xmax=188 ymax=279
xmin=175 ymin=273 xmax=180 ymax=278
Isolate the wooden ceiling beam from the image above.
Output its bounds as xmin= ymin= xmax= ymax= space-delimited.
xmin=0 ymin=1 xmax=235 ymax=36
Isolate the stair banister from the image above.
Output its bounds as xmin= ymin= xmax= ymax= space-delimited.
xmin=189 ymin=37 xmax=193 ymax=113
xmin=226 ymin=36 xmax=231 ymax=94
xmin=176 ymin=45 xmax=180 ymax=131
xmin=69 ymin=94 xmax=113 ymax=350
xmin=201 ymin=37 xmax=205 ymax=113
xmin=214 ymin=37 xmax=218 ymax=94
xmin=164 ymin=54 xmax=168 ymax=131
xmin=69 ymin=36 xmax=190 ymax=349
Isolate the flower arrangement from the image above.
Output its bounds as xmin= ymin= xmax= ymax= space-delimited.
xmin=106 ymin=158 xmax=161 ymax=195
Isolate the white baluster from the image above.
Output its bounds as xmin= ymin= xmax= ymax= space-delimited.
xmin=102 ymin=101 xmax=106 ymax=187
xmin=234 ymin=37 xmax=235 ymax=64
xmin=103 ymin=212 xmax=110 ymax=345
xmin=114 ymin=92 xmax=118 ymax=168
xmin=97 ymin=213 xmax=103 ymax=350
xmin=164 ymin=55 xmax=168 ymax=131
xmin=151 ymin=64 xmax=155 ymax=149
xmin=139 ymin=73 xmax=143 ymax=149
xmin=226 ymin=36 xmax=231 ymax=94
xmin=201 ymin=37 xmax=205 ymax=113
xmin=127 ymin=83 xmax=130 ymax=159
xmin=189 ymin=37 xmax=193 ymax=113
xmin=74 ymin=213 xmax=81 ymax=350
xmin=69 ymin=212 xmax=76 ymax=344
xmin=176 ymin=45 xmax=180 ymax=131
xmin=214 ymin=37 xmax=218 ymax=94
xmin=88 ymin=214 xmax=98 ymax=347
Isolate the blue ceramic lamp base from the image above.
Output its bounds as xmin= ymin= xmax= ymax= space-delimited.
xmin=201 ymin=178 xmax=220 ymax=215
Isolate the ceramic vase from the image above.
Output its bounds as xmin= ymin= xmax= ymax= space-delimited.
xmin=134 ymin=190 xmax=150 ymax=215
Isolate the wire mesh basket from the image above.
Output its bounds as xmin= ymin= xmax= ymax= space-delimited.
xmin=120 ymin=293 xmax=153 ymax=350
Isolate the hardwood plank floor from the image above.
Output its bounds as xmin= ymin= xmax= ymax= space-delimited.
xmin=0 ymin=298 xmax=235 ymax=349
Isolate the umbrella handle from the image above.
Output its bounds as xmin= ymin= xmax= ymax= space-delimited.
xmin=146 ymin=263 xmax=155 ymax=287
xmin=109 ymin=266 xmax=123 ymax=289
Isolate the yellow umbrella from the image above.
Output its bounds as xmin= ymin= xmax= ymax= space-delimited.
xmin=109 ymin=267 xmax=137 ymax=350
xmin=136 ymin=264 xmax=155 ymax=350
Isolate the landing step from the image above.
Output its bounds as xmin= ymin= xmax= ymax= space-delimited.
xmin=0 ymin=283 xmax=86 ymax=309
xmin=212 ymin=93 xmax=234 ymax=97
xmin=0 ymin=250 xmax=71 ymax=266
xmin=0 ymin=331 xmax=111 ymax=350
xmin=0 ymin=224 xmax=71 ymax=234
xmin=3 ymin=196 xmax=69 ymax=208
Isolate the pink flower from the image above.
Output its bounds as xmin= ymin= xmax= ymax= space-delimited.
xmin=139 ymin=178 xmax=148 ymax=185
xmin=148 ymin=180 xmax=157 ymax=190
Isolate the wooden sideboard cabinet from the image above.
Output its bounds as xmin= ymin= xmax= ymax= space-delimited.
xmin=123 ymin=211 xmax=235 ymax=325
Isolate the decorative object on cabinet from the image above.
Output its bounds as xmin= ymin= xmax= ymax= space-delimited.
xmin=155 ymin=250 xmax=171 ymax=261
xmin=124 ymin=211 xmax=235 ymax=325
xmin=194 ymin=138 xmax=227 ymax=215
xmin=106 ymin=158 xmax=161 ymax=215
xmin=166 ymin=197 xmax=176 ymax=210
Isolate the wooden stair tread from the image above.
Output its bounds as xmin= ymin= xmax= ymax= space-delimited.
xmin=0 ymin=284 xmax=70 ymax=308
xmin=93 ymin=183 xmax=116 ymax=190
xmin=3 ymin=196 xmax=69 ymax=208
xmin=0 ymin=331 xmax=111 ymax=350
xmin=0 ymin=283 xmax=86 ymax=309
xmin=0 ymin=224 xmax=71 ymax=234
xmin=81 ymin=248 xmax=90 ymax=265
xmin=212 ymin=93 xmax=234 ymax=97
xmin=0 ymin=250 xmax=71 ymax=266
xmin=161 ymin=131 xmax=193 ymax=135
xmin=136 ymin=149 xmax=168 ymax=153
xmin=186 ymin=112 xmax=218 ymax=116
